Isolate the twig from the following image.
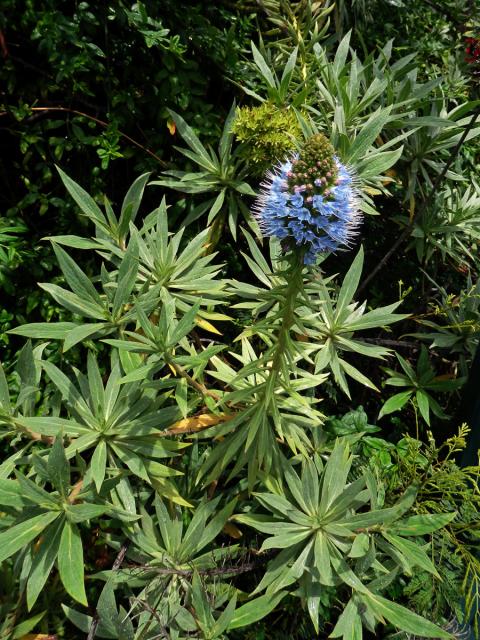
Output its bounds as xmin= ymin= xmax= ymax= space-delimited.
xmin=362 ymin=338 xmax=420 ymax=349
xmin=0 ymin=30 xmax=9 ymax=58
xmin=10 ymin=418 xmax=55 ymax=445
xmin=358 ymin=107 xmax=480 ymax=295
xmin=67 ymin=479 xmax=84 ymax=504
xmin=168 ymin=359 xmax=220 ymax=401
xmin=124 ymin=554 xmax=267 ymax=578
xmin=87 ymin=541 xmax=130 ymax=640
xmin=129 ymin=596 xmax=167 ymax=634
xmin=0 ymin=106 xmax=168 ymax=168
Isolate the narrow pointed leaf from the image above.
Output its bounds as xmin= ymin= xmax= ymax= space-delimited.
xmin=58 ymin=520 xmax=87 ymax=605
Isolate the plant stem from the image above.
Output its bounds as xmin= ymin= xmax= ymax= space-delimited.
xmin=264 ymin=259 xmax=304 ymax=405
xmin=167 ymin=358 xmax=220 ymax=401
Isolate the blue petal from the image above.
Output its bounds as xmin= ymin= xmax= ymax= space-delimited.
xmin=289 ymin=193 xmax=304 ymax=208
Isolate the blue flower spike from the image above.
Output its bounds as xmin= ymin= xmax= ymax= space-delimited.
xmin=254 ymin=133 xmax=362 ymax=264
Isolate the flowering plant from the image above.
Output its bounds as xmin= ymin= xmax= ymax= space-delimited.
xmin=1 ymin=20 xmax=479 ymax=640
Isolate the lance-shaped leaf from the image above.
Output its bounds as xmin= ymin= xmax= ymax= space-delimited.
xmin=0 ymin=511 xmax=60 ymax=564
xmin=58 ymin=520 xmax=87 ymax=606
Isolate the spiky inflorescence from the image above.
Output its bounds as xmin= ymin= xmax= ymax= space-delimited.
xmin=254 ymin=133 xmax=362 ymax=264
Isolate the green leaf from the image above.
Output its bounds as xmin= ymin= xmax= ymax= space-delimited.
xmin=280 ymin=47 xmax=298 ymax=95
xmin=234 ymin=512 xmax=278 ymax=534
xmin=254 ymin=492 xmax=309 ymax=523
xmin=251 ymin=41 xmax=276 ymax=89
xmin=11 ymin=611 xmax=47 ymax=639
xmin=302 ymin=459 xmax=320 ymax=517
xmin=390 ymin=512 xmax=456 ymax=536
xmin=112 ymin=233 xmax=139 ymax=316
xmin=56 ymin=166 xmax=107 ymax=229
xmin=336 ymin=246 xmax=364 ymax=317
xmin=378 ymin=391 xmax=412 ymax=418
xmin=175 ymin=377 xmax=188 ymax=418
xmin=48 ymin=235 xmax=102 ymax=249
xmin=64 ymin=323 xmax=108 ymax=352
xmin=0 ymin=479 xmax=26 ymax=508
xmin=314 ymin=531 xmax=333 ymax=585
xmin=213 ymin=593 xmax=237 ymax=637
xmin=330 ymin=598 xmax=363 ymax=639
xmin=96 ymin=581 xmax=123 ymax=636
xmin=62 ymin=604 xmax=117 ymax=638
xmin=228 ymin=591 xmax=287 ymax=629
xmin=382 ymin=532 xmax=439 ymax=577
xmin=346 ymin=106 xmax=393 ymax=164
xmin=64 ymin=503 xmax=109 ymax=523
xmin=119 ymin=172 xmax=151 ymax=237
xmin=47 ymin=435 xmax=70 ymax=496
xmin=333 ymin=31 xmax=351 ymax=77
xmin=261 ymin=528 xmax=312 ymax=550
xmin=58 ymin=520 xmax=87 ymax=605
xmin=8 ymin=322 xmax=79 ymax=339
xmin=0 ymin=361 xmax=10 ymax=410
xmin=319 ymin=439 xmax=352 ymax=514
xmin=39 ymin=283 xmax=106 ymax=320
xmin=0 ymin=511 xmax=60 ymax=564
xmin=206 ymin=188 xmax=226 ymax=224
xmin=363 ymin=592 xmax=451 ymax=638
xmin=27 ymin=517 xmax=64 ymax=610
xmin=339 ymin=485 xmax=417 ymax=529
xmin=170 ymin=301 xmax=200 ymax=346
xmin=348 ymin=533 xmax=369 ymax=558
xmin=87 ymin=351 xmax=105 ymax=414
xmin=91 ymin=440 xmax=107 ymax=492
xmin=219 ymin=101 xmax=236 ymax=164
xmin=357 ymin=147 xmax=403 ymax=178
xmin=191 ymin=571 xmax=214 ymax=632
xmin=167 ymin=110 xmax=215 ymax=169
xmin=15 ymin=416 xmax=88 ymax=436
xmin=340 ymin=358 xmax=378 ymax=391
xmin=15 ymin=471 xmax=58 ymax=507
xmin=235 ymin=182 xmax=256 ymax=196
xmin=416 ymin=389 xmax=431 ymax=425
xmin=42 ymin=360 xmax=92 ymax=419
xmin=52 ymin=244 xmax=102 ymax=306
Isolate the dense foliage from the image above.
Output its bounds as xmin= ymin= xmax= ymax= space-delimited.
xmin=1 ymin=0 xmax=480 ymax=638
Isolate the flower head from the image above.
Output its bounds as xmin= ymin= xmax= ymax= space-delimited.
xmin=254 ymin=133 xmax=362 ymax=264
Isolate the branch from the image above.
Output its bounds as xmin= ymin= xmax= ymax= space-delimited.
xmin=67 ymin=479 xmax=84 ymax=504
xmin=0 ymin=106 xmax=168 ymax=168
xmin=10 ymin=418 xmax=55 ymax=445
xmin=124 ymin=553 xmax=268 ymax=578
xmin=167 ymin=358 xmax=220 ymax=401
xmin=362 ymin=338 xmax=420 ymax=349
